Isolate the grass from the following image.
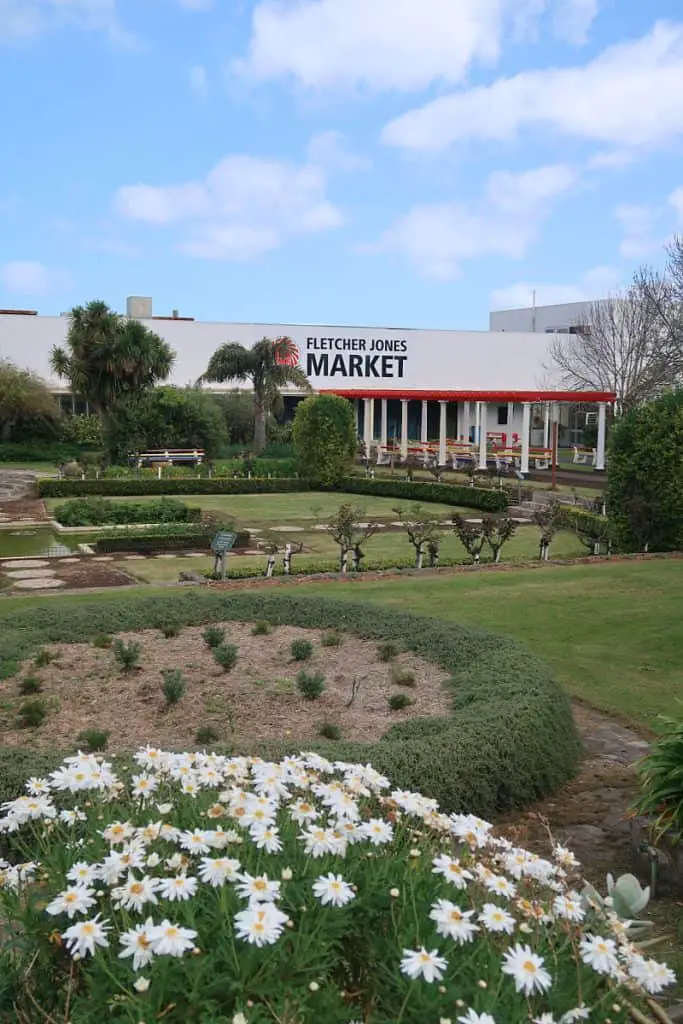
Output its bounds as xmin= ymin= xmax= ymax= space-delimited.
xmin=297 ymin=559 xmax=683 ymax=728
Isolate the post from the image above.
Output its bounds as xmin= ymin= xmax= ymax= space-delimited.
xmin=507 ymin=401 xmax=514 ymax=442
xmin=475 ymin=402 xmax=481 ymax=445
xmin=544 ymin=402 xmax=550 ymax=449
xmin=380 ymin=399 xmax=388 ymax=447
xmin=478 ymin=403 xmax=488 ymax=470
xmin=551 ymin=421 xmax=559 ymax=491
xmin=521 ymin=402 xmax=531 ymax=475
xmin=463 ymin=401 xmax=471 ymax=442
xmin=354 ymin=399 xmax=360 ymax=437
xmin=439 ymin=401 xmax=447 ymax=465
xmin=596 ymin=402 xmax=607 ymax=471
xmin=421 ymin=400 xmax=428 ymax=444
xmin=363 ymin=398 xmax=372 ymax=452
xmin=400 ymin=399 xmax=409 ymax=458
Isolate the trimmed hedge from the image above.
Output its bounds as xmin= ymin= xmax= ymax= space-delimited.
xmin=53 ymin=497 xmax=202 ymax=526
xmin=335 ymin=477 xmax=508 ymax=512
xmin=0 ymin=593 xmax=579 ymax=817
xmin=38 ymin=477 xmax=310 ymax=498
xmin=95 ymin=526 xmax=250 ymax=554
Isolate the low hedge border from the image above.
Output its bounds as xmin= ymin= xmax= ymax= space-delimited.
xmin=0 ymin=592 xmax=579 ymax=817
xmin=37 ymin=474 xmax=508 ymax=513
xmin=94 ymin=526 xmax=250 ymax=554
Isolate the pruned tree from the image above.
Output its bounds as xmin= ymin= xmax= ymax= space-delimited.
xmin=482 ymin=515 xmax=517 ymax=563
xmin=400 ymin=453 xmax=421 ymax=482
xmin=0 ymin=360 xmax=60 ymax=442
xmin=393 ymin=504 xmax=444 ymax=569
xmin=452 ymin=515 xmax=486 ymax=564
xmin=546 ymin=281 xmax=683 ymax=414
xmin=533 ymin=501 xmax=564 ymax=561
xmin=573 ymin=515 xmax=612 ymax=557
xmin=327 ymin=503 xmax=379 ymax=573
xmin=424 ymin=452 xmax=445 ymax=483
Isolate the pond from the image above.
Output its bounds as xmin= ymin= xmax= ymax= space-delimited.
xmin=0 ymin=529 xmax=89 ymax=559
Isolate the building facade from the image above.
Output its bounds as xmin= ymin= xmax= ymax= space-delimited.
xmin=489 ymin=299 xmax=598 ymax=335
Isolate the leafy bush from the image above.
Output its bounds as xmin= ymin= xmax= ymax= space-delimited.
xmin=196 ymin=724 xmax=220 ymax=745
xmin=377 ymin=640 xmax=399 ymax=662
xmin=18 ymin=698 xmax=47 ymax=728
xmin=18 ymin=676 xmax=42 ymax=695
xmin=251 ymin=620 xmax=272 ymax=636
xmin=161 ymin=668 xmax=187 ymax=707
xmin=321 ymin=631 xmax=342 ymax=647
xmin=390 ymin=663 xmax=416 ymax=688
xmin=158 ymin=621 xmax=181 ymax=638
xmin=633 ymin=713 xmax=683 ymax=844
xmin=1 ymin=750 xmax=668 ymax=1023
xmin=76 ymin=728 xmax=110 ymax=752
xmin=338 ymin=476 xmax=508 ymax=513
xmin=291 ymin=639 xmax=313 ymax=661
xmin=92 ymin=634 xmax=112 ymax=649
xmin=94 ymin=524 xmax=250 ymax=555
xmin=213 ymin=644 xmax=238 ymax=673
xmin=202 ymin=625 xmax=225 ymax=649
xmin=0 ymin=592 xmax=580 ymax=819
xmin=112 ymin=638 xmax=141 ymax=672
xmin=0 ymin=441 xmax=98 ymax=464
xmin=38 ymin=477 xmax=310 ymax=498
xmin=388 ymin=692 xmax=414 ymax=710
xmin=292 ymin=394 xmax=357 ymax=486
xmin=318 ymin=720 xmax=341 ymax=740
xmin=34 ymin=648 xmax=56 ymax=668
xmin=297 ymin=669 xmax=326 ymax=701
xmin=53 ymin=496 xmax=201 ymax=527
xmin=607 ymin=391 xmax=683 ymax=552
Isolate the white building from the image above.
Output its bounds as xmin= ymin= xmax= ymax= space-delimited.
xmin=489 ymin=299 xmax=598 ymax=335
xmin=0 ymin=295 xmax=613 ymax=471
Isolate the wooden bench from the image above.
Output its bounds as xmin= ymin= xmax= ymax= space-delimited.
xmin=573 ymin=446 xmax=596 ymax=466
xmin=130 ymin=449 xmax=205 ymax=468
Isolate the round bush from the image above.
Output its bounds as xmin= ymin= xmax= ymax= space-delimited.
xmin=0 ymin=749 xmax=674 ymax=1021
xmin=0 ymin=593 xmax=580 ymax=816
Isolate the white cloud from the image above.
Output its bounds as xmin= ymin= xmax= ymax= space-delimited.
xmin=0 ymin=261 xmax=67 ymax=295
xmin=370 ymin=164 xmax=576 ymax=280
xmin=490 ymin=266 xmax=621 ymax=309
xmin=306 ymin=130 xmax=370 ymax=172
xmin=382 ymin=20 xmax=683 ymax=154
xmin=552 ymin=0 xmax=598 ymax=45
xmin=189 ymin=65 xmax=209 ymax=96
xmin=114 ymin=154 xmax=344 ymax=261
xmin=0 ymin=0 xmax=139 ymax=49
xmin=615 ymin=203 xmax=660 ymax=259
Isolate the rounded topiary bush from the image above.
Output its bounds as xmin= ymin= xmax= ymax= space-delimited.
xmin=0 ymin=749 xmax=675 ymax=1022
xmin=0 ymin=593 xmax=580 ymax=817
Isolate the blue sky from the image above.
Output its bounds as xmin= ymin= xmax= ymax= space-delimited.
xmin=1 ymin=0 xmax=683 ymax=330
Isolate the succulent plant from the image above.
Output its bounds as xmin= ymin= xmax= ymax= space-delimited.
xmin=581 ymin=873 xmax=652 ymax=939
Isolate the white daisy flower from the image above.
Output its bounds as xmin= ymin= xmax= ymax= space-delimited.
xmin=131 ymin=773 xmax=158 ymax=799
xmin=301 ymin=826 xmax=343 ymax=858
xmin=457 ymin=1011 xmax=497 ymax=1024
xmin=627 ymin=954 xmax=677 ymax=994
xmin=119 ymin=918 xmax=156 ymax=971
xmin=62 ymin=915 xmax=110 ymax=958
xmin=249 ymin=823 xmax=283 ymax=854
xmin=579 ymin=935 xmax=619 ymax=975
xmin=484 ymin=874 xmax=516 ymax=899
xmin=553 ymin=845 xmax=580 ymax=869
xmin=235 ymin=872 xmax=281 ymax=904
xmin=400 ymin=947 xmax=448 ymax=983
xmin=111 ymin=873 xmax=160 ymax=913
xmin=158 ymin=875 xmax=198 ymax=902
xmin=133 ymin=976 xmax=151 ymax=993
xmin=198 ymin=857 xmax=241 ymax=887
xmin=431 ymin=854 xmax=473 ymax=889
xmin=501 ymin=943 xmax=552 ymax=995
xmin=559 ymin=1011 xmax=591 ymax=1024
xmin=179 ymin=830 xmax=213 ymax=855
xmin=360 ymin=819 xmax=393 ymax=846
xmin=312 ymin=873 xmax=355 ymax=907
xmin=66 ymin=862 xmax=99 ymax=886
xmin=429 ymin=899 xmax=479 ymax=944
xmin=46 ymin=885 xmax=96 ymax=919
xmin=479 ymin=903 xmax=516 ymax=935
xmin=149 ymin=919 xmax=197 ymax=957
xmin=59 ymin=809 xmax=86 ymax=826
xmin=553 ymin=892 xmax=585 ymax=923
xmin=102 ymin=821 xmax=134 ymax=845
xmin=234 ymin=903 xmax=289 ymax=947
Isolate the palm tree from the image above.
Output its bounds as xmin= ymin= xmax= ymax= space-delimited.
xmin=51 ymin=300 xmax=175 ymax=417
xmin=200 ymin=337 xmax=311 ymax=451
xmin=0 ymin=360 xmax=60 ymax=441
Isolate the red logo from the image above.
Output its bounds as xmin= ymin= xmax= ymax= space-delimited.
xmin=273 ymin=336 xmax=300 ymax=367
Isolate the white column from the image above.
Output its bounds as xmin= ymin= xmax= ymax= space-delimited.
xmin=354 ymin=399 xmax=360 ymax=436
xmin=439 ymin=401 xmax=447 ymax=465
xmin=400 ymin=399 xmax=409 ymax=458
xmin=420 ymin=400 xmax=428 ymax=444
xmin=475 ymin=402 xmax=481 ymax=444
xmin=521 ymin=402 xmax=531 ymax=475
xmin=507 ymin=402 xmax=514 ymax=445
xmin=463 ymin=401 xmax=471 ymax=442
xmin=380 ymin=399 xmax=388 ymax=447
xmin=368 ymin=398 xmax=375 ymax=443
xmin=363 ymin=398 xmax=372 ymax=450
xmin=478 ymin=403 xmax=488 ymax=470
xmin=596 ymin=402 xmax=607 ymax=471
xmin=543 ymin=402 xmax=550 ymax=449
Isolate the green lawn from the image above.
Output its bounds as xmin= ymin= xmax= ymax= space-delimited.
xmin=1 ymin=462 xmax=59 ymax=474
xmin=294 ymin=560 xmax=683 ymax=728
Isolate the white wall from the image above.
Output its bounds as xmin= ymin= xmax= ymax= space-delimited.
xmin=489 ymin=300 xmax=596 ymax=334
xmin=0 ymin=314 xmax=560 ymax=392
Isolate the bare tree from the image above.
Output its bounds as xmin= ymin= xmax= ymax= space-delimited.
xmin=482 ymin=515 xmax=518 ymax=563
xmin=452 ymin=515 xmax=486 ymax=565
xmin=547 ymin=280 xmax=683 ymax=414
xmin=393 ymin=504 xmax=445 ymax=569
xmin=327 ymin=503 xmax=379 ymax=573
xmin=533 ymin=501 xmax=564 ymax=561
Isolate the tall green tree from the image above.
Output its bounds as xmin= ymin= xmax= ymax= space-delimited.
xmin=200 ymin=337 xmax=310 ymax=451
xmin=292 ymin=393 xmax=357 ymax=485
xmin=0 ymin=360 xmax=60 ymax=442
xmin=50 ymin=300 xmax=175 ymax=417
xmin=607 ymin=390 xmax=683 ymax=552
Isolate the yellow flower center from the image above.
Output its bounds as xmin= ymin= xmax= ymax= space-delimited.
xmin=523 ymin=961 xmax=537 ymax=974
xmin=82 ymin=924 xmax=95 ymax=936
xmin=130 ymin=883 xmax=144 ymax=895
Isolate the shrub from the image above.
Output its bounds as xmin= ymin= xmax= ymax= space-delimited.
xmin=388 ymin=692 xmax=414 ymax=711
xmin=213 ymin=644 xmax=238 ymax=673
xmin=161 ymin=668 xmax=187 ymax=707
xmin=291 ymin=639 xmax=313 ymax=661
xmin=18 ymin=698 xmax=47 ymax=728
xmin=0 ymin=749 xmax=666 ymax=1024
xmin=377 ymin=640 xmax=399 ymax=662
xmin=633 ymin=713 xmax=683 ymax=844
xmin=390 ymin=663 xmax=416 ymax=688
xmin=292 ymin=394 xmax=357 ymax=486
xmin=53 ymin=496 xmax=201 ymax=527
xmin=202 ymin=625 xmax=225 ymax=649
xmin=76 ymin=728 xmax=110 ymax=752
xmin=34 ymin=648 xmax=56 ymax=668
xmin=338 ymin=476 xmax=508 ymax=513
xmin=18 ymin=676 xmax=42 ymax=695
xmin=196 ymin=724 xmax=220 ymax=745
xmin=38 ymin=477 xmax=310 ymax=499
xmin=92 ymin=634 xmax=113 ymax=649
xmin=321 ymin=631 xmax=342 ymax=647
xmin=112 ymin=638 xmax=141 ymax=672
xmin=94 ymin=525 xmax=250 ymax=555
xmin=252 ymin=620 xmax=272 ymax=636
xmin=159 ymin=621 xmax=181 ymax=638
xmin=318 ymin=720 xmax=341 ymax=740
xmin=297 ymin=669 xmax=326 ymax=701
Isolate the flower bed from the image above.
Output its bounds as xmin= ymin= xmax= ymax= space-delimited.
xmin=0 ymin=749 xmax=675 ymax=1022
